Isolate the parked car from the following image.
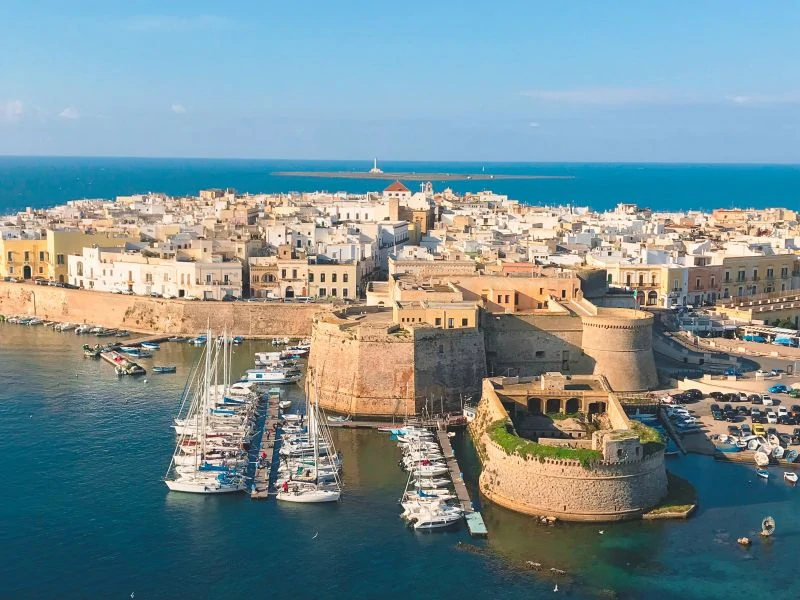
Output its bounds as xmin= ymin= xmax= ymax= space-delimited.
xmin=748 ymin=394 xmax=762 ymax=403
xmin=750 ymin=408 xmax=763 ymax=423
xmin=779 ymin=433 xmax=792 ymax=447
xmin=736 ymin=406 xmax=750 ymax=416
xmin=753 ymin=423 xmax=766 ymax=436
xmin=723 ymin=404 xmax=733 ymax=413
xmin=710 ymin=403 xmax=720 ymax=412
xmin=790 ymin=405 xmax=800 ymax=418
xmin=724 ymin=368 xmax=744 ymax=377
xmin=149 ymin=292 xmax=161 ymax=298
xmin=767 ymin=427 xmax=778 ymax=437
xmin=33 ymin=277 xmax=48 ymax=286
xmin=708 ymin=391 xmax=725 ymax=400
xmin=767 ymin=411 xmax=778 ymax=424
xmin=769 ymin=384 xmax=789 ymax=394
xmin=711 ymin=409 xmax=723 ymax=421
xmin=778 ymin=406 xmax=789 ymax=417
xmin=790 ymin=389 xmax=800 ymax=399
xmin=727 ymin=425 xmax=742 ymax=437
xmin=740 ymin=424 xmax=752 ymax=436
xmin=738 ymin=392 xmax=749 ymax=402
xmin=685 ymin=389 xmax=704 ymax=401
xmin=762 ymin=395 xmax=774 ymax=406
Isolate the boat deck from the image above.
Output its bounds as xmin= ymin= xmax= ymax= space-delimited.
xmin=436 ymin=429 xmax=487 ymax=537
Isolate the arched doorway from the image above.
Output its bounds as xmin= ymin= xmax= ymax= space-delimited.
xmin=588 ymin=401 xmax=607 ymax=417
xmin=285 ymin=286 xmax=295 ymax=298
xmin=527 ymin=397 xmax=542 ymax=414
xmin=647 ymin=291 xmax=658 ymax=306
xmin=546 ymin=398 xmax=561 ymax=414
xmin=23 ymin=265 xmax=32 ymax=279
xmin=58 ymin=275 xmax=64 ymax=283
xmin=565 ymin=397 xmax=579 ymax=414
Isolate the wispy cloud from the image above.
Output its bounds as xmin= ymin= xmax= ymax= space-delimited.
xmin=520 ymin=88 xmax=690 ymax=106
xmin=170 ymin=103 xmax=187 ymax=114
xmin=58 ymin=106 xmax=80 ymax=119
xmin=3 ymin=99 xmax=23 ymax=121
xmin=124 ymin=14 xmax=232 ymax=32
xmin=528 ymin=121 xmax=540 ymax=128
xmin=521 ymin=87 xmax=800 ymax=108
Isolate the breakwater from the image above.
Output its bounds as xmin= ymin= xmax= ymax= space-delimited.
xmin=0 ymin=282 xmax=326 ymax=336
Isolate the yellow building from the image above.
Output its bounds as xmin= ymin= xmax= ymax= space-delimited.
xmin=0 ymin=235 xmax=48 ymax=280
xmin=719 ymin=254 xmax=798 ymax=298
xmin=393 ymin=300 xmax=479 ymax=329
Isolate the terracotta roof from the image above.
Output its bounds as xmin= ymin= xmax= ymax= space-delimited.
xmin=384 ymin=180 xmax=410 ymax=192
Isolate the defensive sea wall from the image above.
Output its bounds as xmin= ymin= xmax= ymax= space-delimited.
xmin=470 ymin=380 xmax=667 ymax=522
xmin=0 ymin=282 xmax=324 ymax=336
xmin=308 ymin=308 xmax=487 ymax=418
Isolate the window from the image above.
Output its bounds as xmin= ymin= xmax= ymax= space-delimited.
xmin=319 ymin=287 xmax=326 ymax=296
xmin=331 ymin=288 xmax=337 ymax=296
xmin=447 ymin=318 xmax=454 ymax=328
xmin=535 ymin=351 xmax=545 ymax=358
xmin=607 ymin=273 xmax=612 ymax=283
xmin=781 ymin=267 xmax=789 ymax=278
xmin=695 ymin=278 xmax=701 ymax=290
xmin=767 ymin=268 xmax=774 ymax=279
xmin=38 ymin=266 xmax=43 ymax=274
xmin=638 ymin=274 xmax=644 ymax=286
xmin=561 ymin=289 xmax=566 ymax=299
xmin=5 ymin=251 xmax=11 ymax=261
xmin=224 ymin=274 xmax=229 ymax=284
xmin=626 ymin=274 xmax=631 ymax=286
xmin=8 ymin=266 xmax=12 ymax=274
xmin=724 ymin=271 xmax=730 ymax=282
xmin=206 ymin=274 xmax=212 ymax=284
xmin=753 ymin=269 xmax=758 ymax=281
xmin=461 ymin=318 xmax=468 ymax=326
xmin=496 ymin=295 xmax=502 ymax=303
xmin=296 ymin=239 xmax=301 ymax=248
xmin=737 ymin=270 xmax=745 ymax=282
xmin=39 ymin=251 xmax=45 ymax=261
xmin=292 ymin=269 xmax=297 ymax=279
xmin=342 ymin=288 xmax=348 ymax=297
xmin=320 ymin=273 xmax=326 ymax=283
xmin=332 ymin=273 xmax=337 ymax=283
xmin=24 ymin=251 xmax=30 ymax=262
xmin=504 ymin=295 xmax=510 ymax=303
xmin=343 ymin=273 xmax=348 ymax=283
xmin=281 ymin=269 xmax=287 ymax=278
xmin=308 ymin=273 xmax=314 ymax=282
xmin=710 ymin=276 xmax=715 ymax=287
xmin=435 ymin=317 xmax=442 ymax=326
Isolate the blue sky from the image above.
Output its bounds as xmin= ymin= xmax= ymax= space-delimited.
xmin=1 ymin=1 xmax=799 ymax=162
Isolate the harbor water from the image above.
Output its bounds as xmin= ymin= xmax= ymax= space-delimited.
xmin=3 ymin=323 xmax=800 ymax=599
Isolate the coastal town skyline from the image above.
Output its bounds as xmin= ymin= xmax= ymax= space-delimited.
xmin=3 ymin=2 xmax=800 ymax=162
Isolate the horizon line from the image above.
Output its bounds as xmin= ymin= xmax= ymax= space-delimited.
xmin=1 ymin=154 xmax=800 ymax=168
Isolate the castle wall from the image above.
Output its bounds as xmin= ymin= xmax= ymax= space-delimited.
xmin=470 ymin=380 xmax=667 ymax=522
xmin=482 ymin=313 xmax=593 ymax=377
xmin=0 ymin=282 xmax=323 ymax=336
xmin=308 ymin=319 xmax=415 ymax=418
xmin=580 ymin=309 xmax=658 ymax=391
xmin=412 ymin=326 xmax=487 ymax=411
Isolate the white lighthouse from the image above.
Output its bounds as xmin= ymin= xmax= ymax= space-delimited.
xmin=369 ymin=158 xmax=383 ymax=174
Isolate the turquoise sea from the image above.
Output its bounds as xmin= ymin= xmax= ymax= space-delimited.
xmin=3 ymin=323 xmax=800 ymax=599
xmin=1 ymin=156 xmax=800 ymax=214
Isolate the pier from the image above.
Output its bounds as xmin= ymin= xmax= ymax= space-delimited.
xmin=436 ymin=429 xmax=487 ymax=537
xmin=99 ymin=349 xmax=146 ymax=376
xmin=251 ymin=390 xmax=282 ymax=500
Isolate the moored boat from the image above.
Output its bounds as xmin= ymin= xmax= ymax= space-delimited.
xmin=784 ymin=472 xmax=798 ymax=484
xmin=756 ymin=468 xmax=770 ymax=479
xmin=153 ymin=365 xmax=177 ymax=373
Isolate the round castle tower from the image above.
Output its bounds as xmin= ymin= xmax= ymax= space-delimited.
xmin=580 ymin=308 xmax=658 ymax=391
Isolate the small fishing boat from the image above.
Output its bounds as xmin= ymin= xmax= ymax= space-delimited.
xmin=153 ymin=365 xmax=177 ymax=374
xmin=784 ymin=472 xmax=798 ymax=484
xmin=279 ymin=400 xmax=292 ymax=410
xmin=746 ymin=439 xmax=760 ymax=451
xmin=756 ymin=468 xmax=770 ymax=479
xmin=754 ymin=451 xmax=770 ymax=467
xmin=785 ymin=450 xmax=799 ymax=463
xmin=761 ymin=516 xmax=776 ymax=536
xmin=232 ymin=336 xmax=244 ymax=344
xmin=115 ymin=330 xmax=130 ymax=338
xmin=141 ymin=342 xmax=160 ymax=350
xmin=167 ymin=336 xmax=188 ymax=343
xmin=327 ymin=415 xmax=351 ymax=424
xmin=773 ymin=446 xmax=785 ymax=460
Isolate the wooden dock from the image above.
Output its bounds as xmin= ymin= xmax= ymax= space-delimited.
xmin=251 ymin=392 xmax=282 ymax=500
xmin=436 ymin=430 xmax=487 ymax=537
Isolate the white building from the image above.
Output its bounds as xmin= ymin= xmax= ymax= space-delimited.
xmin=68 ymin=247 xmax=242 ymax=300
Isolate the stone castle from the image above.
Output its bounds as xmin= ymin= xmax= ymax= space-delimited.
xmin=309 ymin=265 xmax=658 ymax=417
xmin=469 ymin=376 xmax=667 ymax=521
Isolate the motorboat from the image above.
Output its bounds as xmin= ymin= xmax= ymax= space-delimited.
xmin=279 ymin=400 xmax=292 ymax=410
xmin=756 ymin=468 xmax=770 ymax=479
xmin=785 ymin=472 xmax=798 ymax=484
xmin=327 ymin=415 xmax=351 ymax=424
xmin=153 ymin=365 xmax=177 ymax=373
xmin=754 ymin=451 xmax=770 ymax=467
xmin=141 ymin=342 xmax=160 ymax=350
xmin=410 ymin=506 xmax=463 ymax=531
xmin=244 ymin=368 xmax=302 ymax=384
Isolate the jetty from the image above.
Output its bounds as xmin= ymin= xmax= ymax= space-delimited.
xmin=99 ymin=349 xmax=146 ymax=376
xmin=251 ymin=390 xmax=282 ymax=500
xmin=436 ymin=429 xmax=487 ymax=537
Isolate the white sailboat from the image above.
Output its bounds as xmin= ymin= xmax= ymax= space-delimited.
xmin=277 ymin=374 xmax=341 ymax=504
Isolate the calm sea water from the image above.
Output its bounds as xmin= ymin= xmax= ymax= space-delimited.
xmin=1 ymin=156 xmax=800 ymax=214
xmin=2 ymin=323 xmax=800 ymax=599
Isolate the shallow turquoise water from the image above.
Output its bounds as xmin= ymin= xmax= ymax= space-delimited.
xmin=2 ymin=323 xmax=800 ymax=599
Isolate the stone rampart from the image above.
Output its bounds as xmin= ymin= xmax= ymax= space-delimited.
xmin=580 ymin=308 xmax=658 ymax=391
xmin=470 ymin=379 xmax=667 ymax=522
xmin=0 ymin=282 xmax=324 ymax=336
